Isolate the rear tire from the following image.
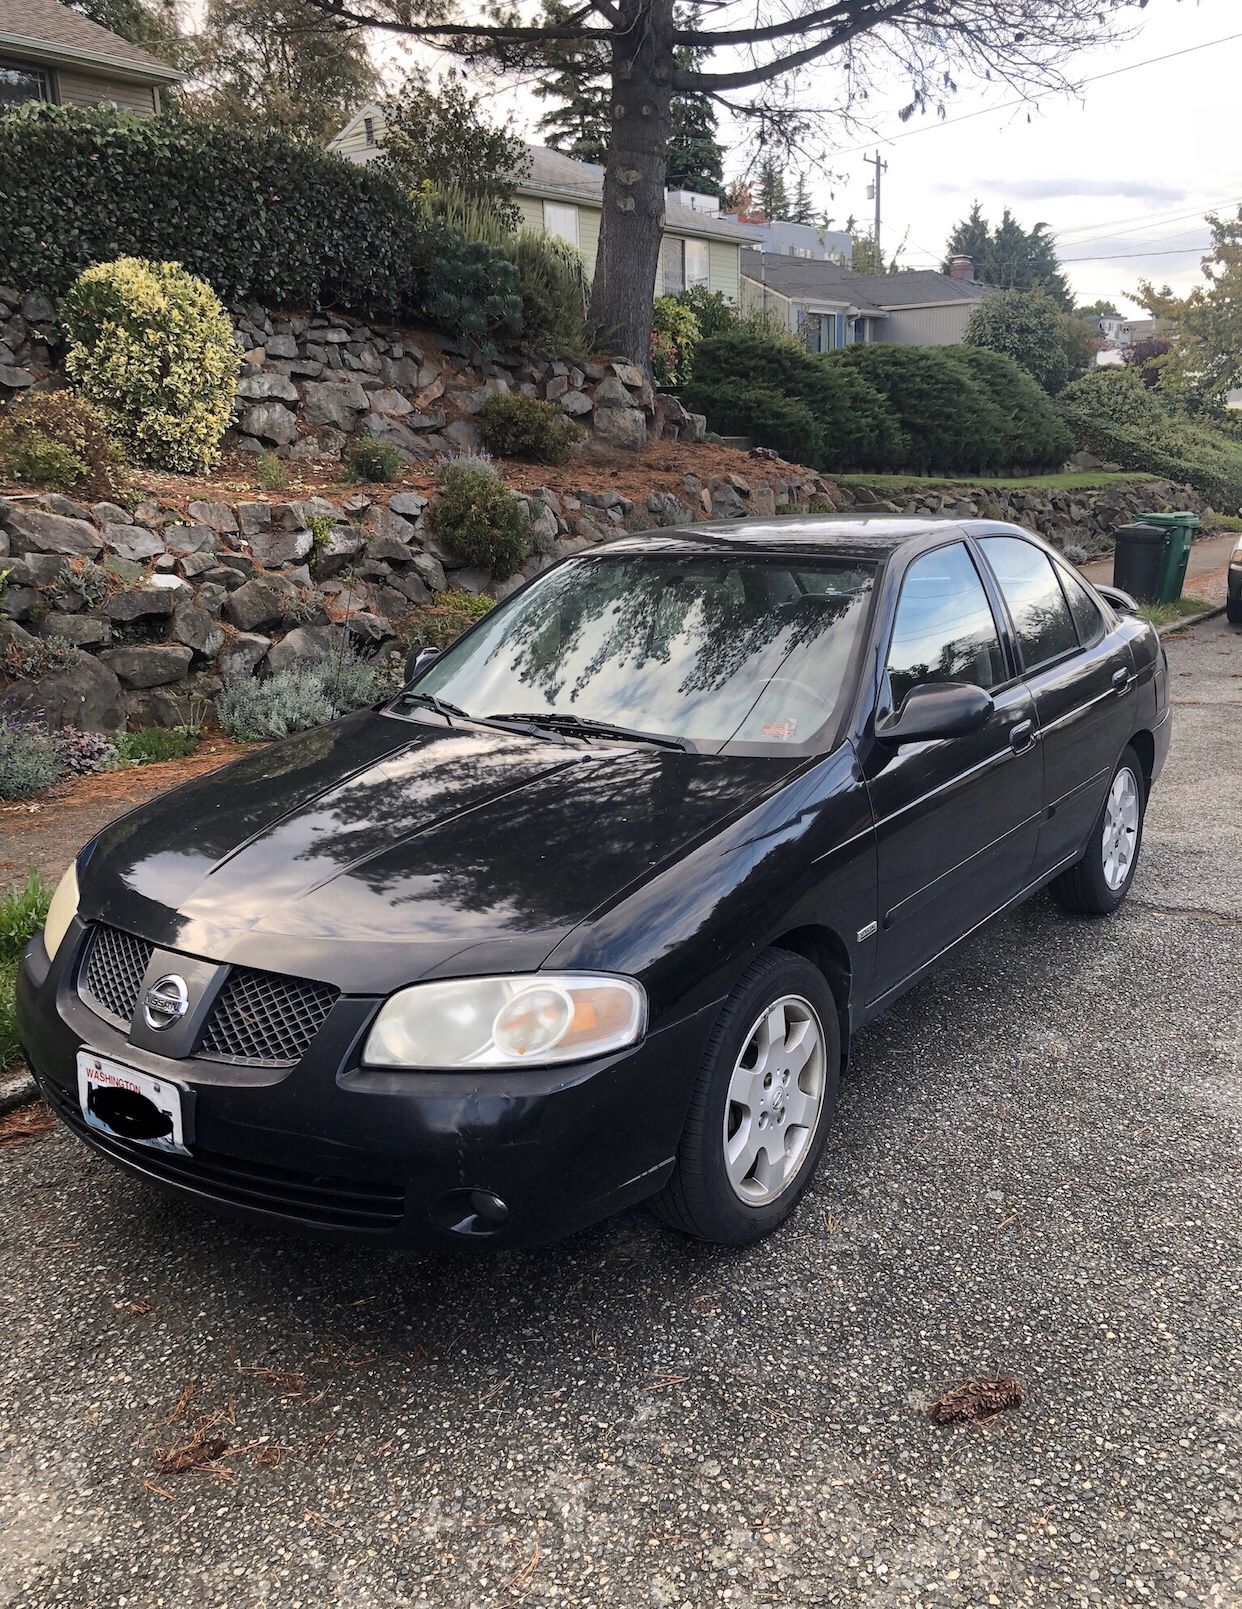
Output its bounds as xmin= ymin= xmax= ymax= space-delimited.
xmin=1049 ymin=745 xmax=1146 ymax=916
xmin=651 ymin=950 xmax=840 ymax=1245
xmin=1226 ymin=593 xmax=1242 ymax=625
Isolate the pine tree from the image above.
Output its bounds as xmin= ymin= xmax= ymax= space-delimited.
xmin=666 ymin=9 xmax=724 ymax=196
xmin=756 ymin=156 xmax=790 ymax=222
xmin=789 ymin=172 xmax=815 ymax=226
xmin=942 ymin=203 xmax=1072 ymax=307
xmin=532 ymin=4 xmax=611 ymax=164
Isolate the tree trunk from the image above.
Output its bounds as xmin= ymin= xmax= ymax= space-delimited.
xmin=589 ymin=0 xmax=674 ymax=368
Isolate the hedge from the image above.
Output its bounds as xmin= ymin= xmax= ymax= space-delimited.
xmin=680 ymin=381 xmax=824 ymax=467
xmin=0 ymin=106 xmax=521 ymax=343
xmin=941 ymin=347 xmax=1073 ymax=470
xmin=1059 ymin=367 xmax=1242 ymax=510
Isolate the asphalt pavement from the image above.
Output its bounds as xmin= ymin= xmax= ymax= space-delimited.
xmin=1 ymin=615 xmax=1238 ymax=1609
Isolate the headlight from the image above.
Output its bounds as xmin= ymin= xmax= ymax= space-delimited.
xmin=362 ymin=973 xmax=647 ymax=1069
xmin=1230 ymin=540 xmax=1242 ymax=566
xmin=42 ymin=862 xmax=79 ymax=961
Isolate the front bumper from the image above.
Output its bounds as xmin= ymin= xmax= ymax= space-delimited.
xmin=18 ymin=922 xmax=715 ymax=1250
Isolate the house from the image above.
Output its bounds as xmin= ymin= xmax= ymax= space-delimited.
xmin=0 ymin=0 xmax=181 ymax=116
xmin=741 ymin=254 xmax=994 ymax=351
xmin=330 ymin=106 xmax=762 ymax=303
xmin=723 ymin=215 xmax=854 ymax=263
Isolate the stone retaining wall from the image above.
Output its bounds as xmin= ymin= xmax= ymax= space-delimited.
xmin=0 ymin=290 xmax=699 ymax=459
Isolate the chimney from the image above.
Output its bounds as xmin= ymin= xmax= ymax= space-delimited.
xmin=949 ymin=255 xmax=973 ymax=281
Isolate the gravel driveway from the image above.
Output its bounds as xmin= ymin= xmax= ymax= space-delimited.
xmin=1 ymin=616 xmax=1238 ymax=1609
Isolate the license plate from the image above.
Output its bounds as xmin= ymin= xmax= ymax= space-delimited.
xmin=77 ymin=1051 xmax=190 ymax=1156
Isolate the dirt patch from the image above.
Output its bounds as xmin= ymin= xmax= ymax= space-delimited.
xmin=0 ymin=737 xmax=248 ymax=896
xmin=0 ymin=1101 xmax=53 ymax=1147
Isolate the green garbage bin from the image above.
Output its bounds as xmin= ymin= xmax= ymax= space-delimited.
xmin=1139 ymin=511 xmax=1200 ymax=603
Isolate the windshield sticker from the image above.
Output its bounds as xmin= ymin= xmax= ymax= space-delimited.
xmin=761 ymin=718 xmax=798 ymax=740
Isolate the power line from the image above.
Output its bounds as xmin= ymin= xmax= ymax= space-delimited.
xmin=1053 ymin=195 xmax=1241 ymax=243
xmin=1060 ymin=247 xmax=1210 ymax=263
xmin=1054 ymin=200 xmax=1242 ymax=250
xmin=830 ymin=30 xmax=1242 ymax=162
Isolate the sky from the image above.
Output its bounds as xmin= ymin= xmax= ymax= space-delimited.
xmin=360 ymin=0 xmax=1236 ymax=316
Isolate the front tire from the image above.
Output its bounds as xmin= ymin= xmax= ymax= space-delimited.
xmin=1049 ymin=745 xmax=1146 ymax=915
xmin=651 ymin=950 xmax=840 ymax=1245
xmin=1226 ymin=592 xmax=1242 ymax=625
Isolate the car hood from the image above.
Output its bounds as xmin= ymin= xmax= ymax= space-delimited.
xmin=81 ymin=710 xmax=795 ymax=992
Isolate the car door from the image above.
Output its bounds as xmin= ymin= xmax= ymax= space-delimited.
xmin=861 ymin=540 xmax=1041 ymax=1005
xmin=976 ymin=535 xmax=1135 ymax=878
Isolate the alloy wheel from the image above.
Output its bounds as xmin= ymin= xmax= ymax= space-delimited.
xmin=723 ymin=994 xmax=827 ymax=1206
xmin=1102 ymin=766 xmax=1139 ymax=891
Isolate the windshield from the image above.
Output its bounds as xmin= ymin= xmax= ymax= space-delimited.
xmin=395 ymin=553 xmax=875 ymax=753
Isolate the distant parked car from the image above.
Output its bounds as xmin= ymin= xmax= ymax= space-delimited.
xmin=19 ymin=518 xmax=1170 ymax=1250
xmin=1228 ymin=534 xmax=1242 ymax=624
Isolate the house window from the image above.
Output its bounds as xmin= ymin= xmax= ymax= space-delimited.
xmin=363 ymin=115 xmax=375 ymax=147
xmin=685 ymin=238 xmax=709 ymax=288
xmin=543 ymin=200 xmax=580 ymax=247
xmin=663 ymin=238 xmax=709 ymax=293
xmin=791 ymin=246 xmax=813 ymax=259
xmin=0 ymin=60 xmax=49 ymax=112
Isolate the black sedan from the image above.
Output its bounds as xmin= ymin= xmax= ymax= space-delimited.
xmin=18 ymin=517 xmax=1171 ymax=1248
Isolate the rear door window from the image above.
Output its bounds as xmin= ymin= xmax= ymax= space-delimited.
xmin=979 ymin=536 xmax=1079 ymax=669
xmin=1058 ymin=567 xmax=1106 ymax=645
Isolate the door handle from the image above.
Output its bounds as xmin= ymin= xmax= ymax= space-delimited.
xmin=1009 ymin=719 xmax=1035 ymax=753
xmin=1112 ymin=667 xmax=1132 ymax=694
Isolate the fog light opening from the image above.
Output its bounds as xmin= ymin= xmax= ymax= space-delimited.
xmin=430 ymin=1188 xmax=512 ymax=1238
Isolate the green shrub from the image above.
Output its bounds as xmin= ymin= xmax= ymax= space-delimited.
xmin=478 ymin=393 xmax=585 ymax=466
xmin=689 ymin=332 xmax=904 ymax=471
xmin=828 ymin=345 xmax=1007 ymax=474
xmin=256 ymin=451 xmax=288 ymax=491
xmin=114 ymin=726 xmax=199 ymax=765
xmin=1059 ymin=367 xmax=1242 ymax=509
xmin=402 ymin=589 xmax=494 ymax=652
xmin=216 ymin=653 xmax=391 ymax=741
xmin=429 ymin=459 xmax=531 ymax=577
xmin=680 ymin=381 xmax=822 ymax=467
xmin=0 ymin=390 xmax=121 ymax=494
xmin=673 ymin=286 xmax=737 ymax=340
xmin=347 ymin=437 xmax=402 ymax=483
xmin=941 ymin=347 xmax=1073 ymax=469
xmin=964 ymin=288 xmax=1071 ymax=394
xmin=61 ymin=258 xmax=237 ymax=473
xmin=0 ymin=868 xmax=51 ymax=961
xmin=650 ymin=296 xmax=702 ymax=388
xmin=0 ymin=722 xmax=64 ymax=801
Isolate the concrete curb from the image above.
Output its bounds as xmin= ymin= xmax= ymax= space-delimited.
xmin=0 ymin=1069 xmax=37 ymax=1117
xmin=1158 ymin=605 xmax=1227 ymax=637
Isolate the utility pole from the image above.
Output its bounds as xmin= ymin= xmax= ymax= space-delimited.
xmin=865 ymin=150 xmax=888 ymax=266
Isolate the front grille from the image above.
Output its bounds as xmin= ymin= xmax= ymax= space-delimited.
xmin=81 ymin=925 xmax=154 ymax=1027
xmin=197 ymin=967 xmax=338 ymax=1067
xmin=38 ymin=1074 xmax=405 ymax=1231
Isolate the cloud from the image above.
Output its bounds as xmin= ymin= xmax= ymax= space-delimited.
xmin=936 ymin=177 xmax=1189 ymax=204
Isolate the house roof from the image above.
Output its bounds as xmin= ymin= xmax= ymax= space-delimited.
xmin=330 ymin=107 xmax=760 ymax=243
xmin=742 ymin=254 xmax=993 ymax=312
xmin=0 ymin=0 xmax=182 ymax=80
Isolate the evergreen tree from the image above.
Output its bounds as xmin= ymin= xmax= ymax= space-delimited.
xmin=789 ymin=172 xmax=815 ymax=226
xmin=69 ymin=0 xmax=189 ymax=67
xmin=532 ymin=4 xmax=610 ymax=165
xmin=942 ymin=203 xmax=1072 ymax=307
xmin=191 ymin=0 xmax=376 ymax=142
xmin=756 ymin=156 xmax=790 ymax=222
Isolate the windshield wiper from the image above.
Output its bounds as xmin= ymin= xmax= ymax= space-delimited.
xmin=486 ymin=712 xmax=695 ymax=753
xmin=401 ymin=691 xmax=471 ymax=725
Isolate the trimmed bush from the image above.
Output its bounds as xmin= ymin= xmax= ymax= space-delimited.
xmin=689 ymin=332 xmax=905 ymax=471
xmin=964 ymin=288 xmax=1071 ymax=394
xmin=61 ymin=258 xmax=237 ymax=473
xmin=941 ymin=347 xmax=1073 ymax=469
xmin=429 ymin=459 xmax=531 ymax=577
xmin=0 ymin=721 xmax=64 ymax=801
xmin=402 ymin=589 xmax=494 ymax=652
xmin=478 ymin=393 xmax=586 ymax=466
xmin=681 ymin=381 xmax=823 ymax=467
xmin=829 ymin=345 xmax=1009 ymax=474
xmin=216 ymin=653 xmax=391 ymax=741
xmin=0 ymin=390 xmax=121 ymax=494
xmin=347 ymin=437 xmax=402 ymax=483
xmin=1059 ymin=367 xmax=1242 ymax=509
xmin=0 ymin=107 xmax=522 ymax=346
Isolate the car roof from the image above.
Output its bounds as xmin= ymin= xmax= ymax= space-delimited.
xmin=595 ymin=514 xmax=1032 ymax=561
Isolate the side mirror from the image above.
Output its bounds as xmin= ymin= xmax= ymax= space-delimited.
xmin=404 ymin=646 xmax=440 ymax=684
xmin=876 ymin=682 xmax=994 ymax=745
xmin=1094 ymin=583 xmax=1139 ymax=616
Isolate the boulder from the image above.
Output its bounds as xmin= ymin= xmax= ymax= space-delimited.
xmin=249 ymin=527 xmax=313 ymax=567
xmin=265 ymin=624 xmax=351 ymax=674
xmin=103 ymin=587 xmax=177 ymax=622
xmin=264 ymin=333 xmax=299 ymax=359
xmin=592 ymin=376 xmax=631 ymax=408
xmin=611 ymin=362 xmax=645 ymax=389
xmin=224 ymin=578 xmax=288 ymax=632
xmin=42 ymin=610 xmax=111 ymax=646
xmin=389 ymin=492 xmax=429 ymax=519
xmin=103 ymin=524 xmax=164 ymax=563
xmin=173 ymin=602 xmax=224 ymax=659
xmin=100 ymin=643 xmax=193 ymax=688
xmin=559 ymin=389 xmax=592 ymax=416
xmin=0 ymin=365 xmax=35 ymax=390
xmin=4 ymin=509 xmax=102 ymax=557
xmin=237 ymin=373 xmax=299 ymax=403
xmin=592 ymin=407 xmax=647 ymax=452
xmin=164 ymin=523 xmax=218 ymax=555
xmin=366 ymin=388 xmax=413 ymax=417
xmin=312 ymin=525 xmax=365 ymax=579
xmin=236 ymin=501 xmax=272 ymax=536
xmin=443 ymin=419 xmax=483 ymax=453
xmin=240 ymin=402 xmax=298 ymax=446
xmin=218 ymin=632 xmax=270 ymax=681
xmin=0 ymin=651 xmax=124 ymax=732
xmin=21 ymin=292 xmax=55 ymax=324
xmin=362 ymin=504 xmax=416 ymax=545
xmin=302 ymin=380 xmax=368 ymax=430
xmin=187 ymin=500 xmax=238 ymax=533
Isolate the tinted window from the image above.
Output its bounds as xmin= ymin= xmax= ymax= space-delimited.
xmin=886 ymin=543 xmax=1006 ymax=709
xmin=980 ymin=536 xmax=1078 ymax=668
xmin=1059 ymin=567 xmax=1105 ymax=644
